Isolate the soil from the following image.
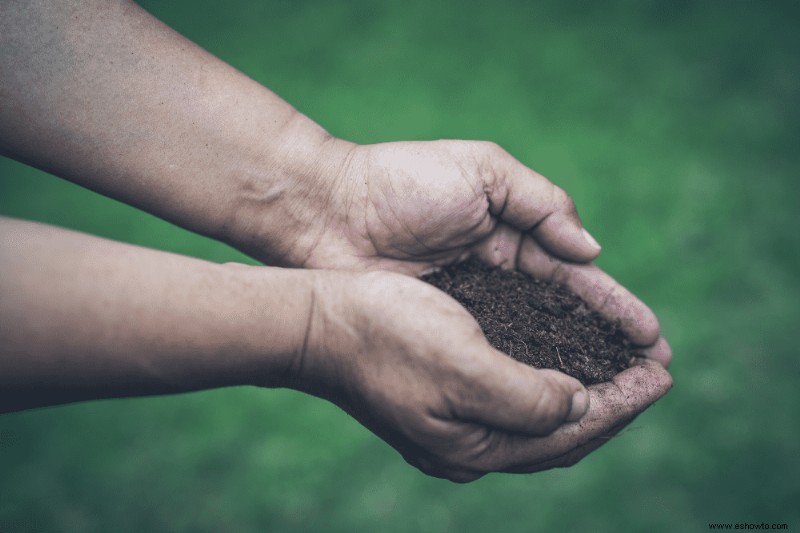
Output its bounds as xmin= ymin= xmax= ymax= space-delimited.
xmin=422 ymin=258 xmax=640 ymax=385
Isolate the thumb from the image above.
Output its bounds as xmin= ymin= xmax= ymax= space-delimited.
xmin=531 ymin=192 xmax=602 ymax=264
xmin=454 ymin=346 xmax=589 ymax=436
xmin=486 ymin=145 xmax=601 ymax=263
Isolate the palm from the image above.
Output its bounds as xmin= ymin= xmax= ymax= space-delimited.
xmin=355 ymin=141 xmax=497 ymax=272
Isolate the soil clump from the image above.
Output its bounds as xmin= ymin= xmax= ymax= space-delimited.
xmin=422 ymin=258 xmax=639 ymax=385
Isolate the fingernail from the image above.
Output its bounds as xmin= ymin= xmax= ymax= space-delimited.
xmin=581 ymin=228 xmax=601 ymax=252
xmin=566 ymin=389 xmax=589 ymax=422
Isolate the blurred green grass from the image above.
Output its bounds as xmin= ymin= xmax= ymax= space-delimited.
xmin=1 ymin=1 xmax=799 ymax=531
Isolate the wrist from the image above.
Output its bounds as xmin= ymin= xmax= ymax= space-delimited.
xmin=214 ymin=262 xmax=321 ymax=389
xmin=220 ymin=112 xmax=357 ymax=267
xmin=270 ymin=268 xmax=377 ymax=397
xmin=278 ymin=269 xmax=429 ymax=399
xmin=0 ymin=219 xmax=326 ymax=410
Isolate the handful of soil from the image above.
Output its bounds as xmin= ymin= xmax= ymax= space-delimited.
xmin=422 ymin=258 xmax=640 ymax=385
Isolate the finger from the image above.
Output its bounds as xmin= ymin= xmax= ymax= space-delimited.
xmin=640 ymin=336 xmax=672 ymax=368
xmin=466 ymin=359 xmax=672 ymax=474
xmin=451 ymin=345 xmax=590 ymax=437
xmin=517 ymin=236 xmax=660 ymax=346
xmin=471 ymin=222 xmax=523 ymax=269
xmin=485 ymin=146 xmax=601 ymax=263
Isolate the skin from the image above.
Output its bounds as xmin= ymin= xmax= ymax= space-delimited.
xmin=0 ymin=0 xmax=672 ymax=482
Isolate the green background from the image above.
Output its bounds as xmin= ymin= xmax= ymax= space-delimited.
xmin=2 ymin=1 xmax=798 ymax=531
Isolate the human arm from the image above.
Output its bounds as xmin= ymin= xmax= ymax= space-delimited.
xmin=0 ymin=217 xmax=670 ymax=481
xmin=0 ymin=216 xmax=314 ymax=412
xmin=0 ymin=0 xmax=345 ymax=266
xmin=0 ymin=0 xmax=616 ymax=274
xmin=0 ymin=0 xmax=669 ymax=362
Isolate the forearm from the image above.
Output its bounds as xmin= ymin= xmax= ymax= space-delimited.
xmin=0 ymin=216 xmax=314 ymax=412
xmin=0 ymin=0 xmax=349 ymax=265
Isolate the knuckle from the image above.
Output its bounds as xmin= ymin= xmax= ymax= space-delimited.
xmin=475 ymin=140 xmax=507 ymax=159
xmin=450 ymin=431 xmax=496 ymax=470
xmin=419 ymin=425 xmax=499 ymax=474
xmin=552 ymin=186 xmax=577 ymax=213
xmin=410 ymin=455 xmax=483 ymax=483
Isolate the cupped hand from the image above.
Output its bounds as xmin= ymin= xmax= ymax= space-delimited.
xmin=293 ymin=270 xmax=671 ymax=483
xmin=304 ymin=140 xmax=599 ymax=272
xmin=303 ymin=140 xmax=670 ymax=366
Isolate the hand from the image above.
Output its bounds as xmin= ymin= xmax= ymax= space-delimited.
xmin=292 ymin=270 xmax=671 ymax=482
xmin=275 ymin=140 xmax=671 ymax=366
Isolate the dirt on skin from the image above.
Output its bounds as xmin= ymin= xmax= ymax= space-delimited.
xmin=422 ymin=258 xmax=640 ymax=385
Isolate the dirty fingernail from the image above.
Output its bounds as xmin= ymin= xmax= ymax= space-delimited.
xmin=581 ymin=228 xmax=601 ymax=252
xmin=566 ymin=389 xmax=589 ymax=422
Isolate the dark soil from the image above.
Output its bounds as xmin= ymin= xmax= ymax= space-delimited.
xmin=422 ymin=258 xmax=640 ymax=385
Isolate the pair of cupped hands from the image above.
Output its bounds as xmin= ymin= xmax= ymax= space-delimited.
xmin=238 ymin=138 xmax=673 ymax=483
xmin=0 ymin=0 xmax=667 ymax=484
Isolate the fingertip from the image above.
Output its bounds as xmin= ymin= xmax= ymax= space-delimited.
xmin=581 ymin=228 xmax=602 ymax=256
xmin=627 ymin=306 xmax=661 ymax=346
xmin=539 ymin=368 xmax=589 ymax=423
xmin=535 ymin=368 xmax=588 ymax=426
xmin=613 ymin=358 xmax=673 ymax=406
xmin=641 ymin=336 xmax=672 ymax=368
xmin=532 ymin=214 xmax=601 ymax=264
